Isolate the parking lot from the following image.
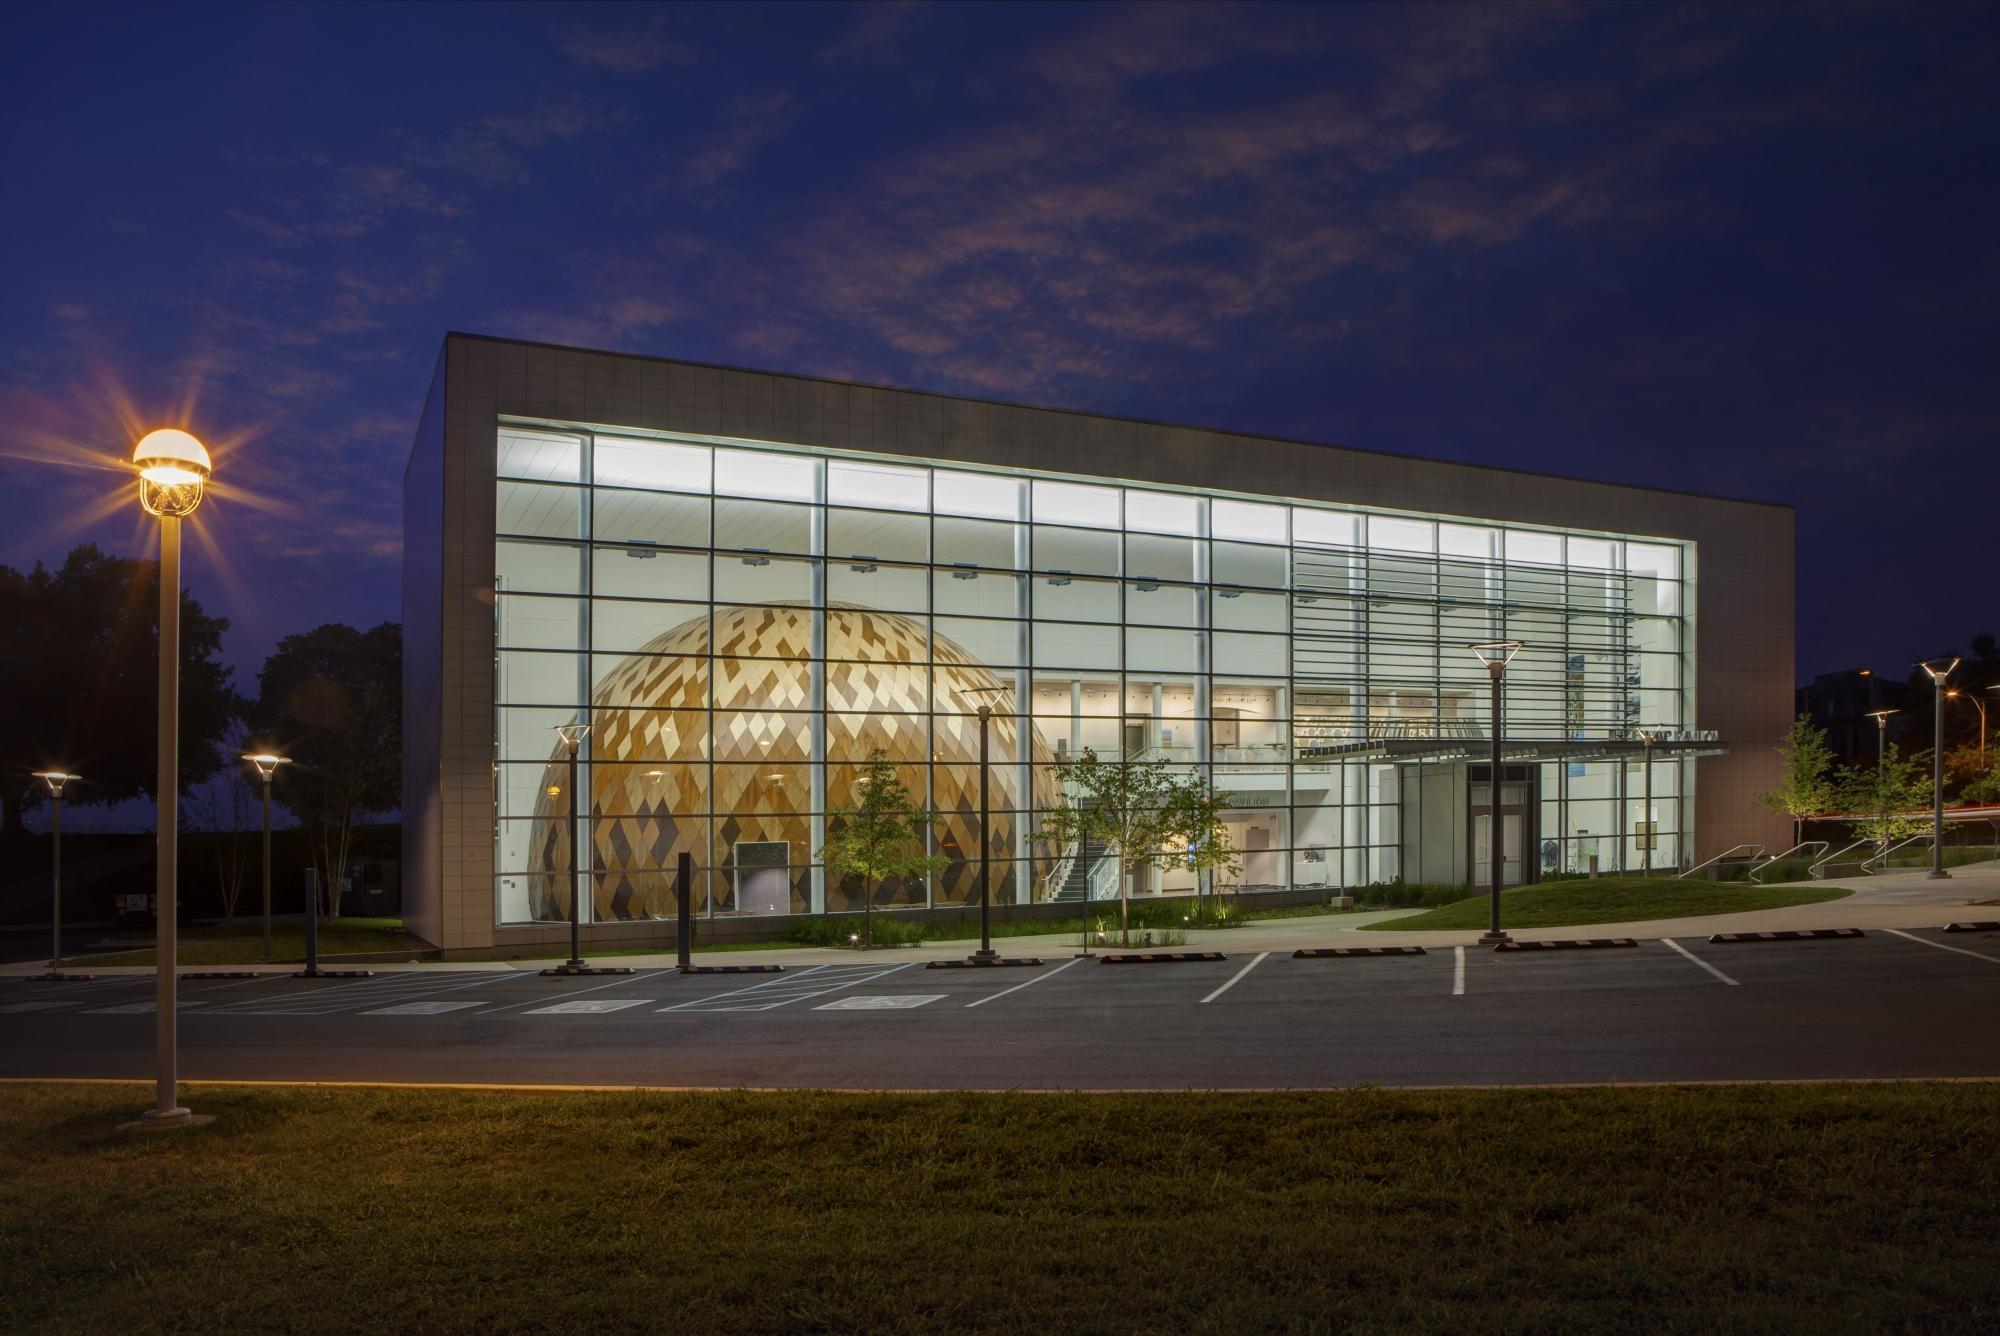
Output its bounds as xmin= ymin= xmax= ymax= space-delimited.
xmin=5 ymin=926 xmax=1999 ymax=1090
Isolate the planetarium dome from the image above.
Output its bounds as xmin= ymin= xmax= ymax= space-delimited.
xmin=529 ymin=602 xmax=1061 ymax=922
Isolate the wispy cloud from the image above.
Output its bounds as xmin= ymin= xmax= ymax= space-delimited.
xmin=558 ymin=19 xmax=698 ymax=74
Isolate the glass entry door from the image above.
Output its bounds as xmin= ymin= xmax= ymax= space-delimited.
xmin=1470 ymin=774 xmax=1533 ymax=889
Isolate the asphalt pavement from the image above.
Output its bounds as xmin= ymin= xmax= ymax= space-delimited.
xmin=6 ymin=923 xmax=2000 ymax=1090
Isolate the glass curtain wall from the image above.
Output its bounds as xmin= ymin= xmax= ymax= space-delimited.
xmin=492 ymin=423 xmax=1692 ymax=925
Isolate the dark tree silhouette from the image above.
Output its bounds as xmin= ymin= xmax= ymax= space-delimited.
xmin=252 ymin=622 xmax=400 ymax=918
xmin=0 ymin=544 xmax=239 ymax=836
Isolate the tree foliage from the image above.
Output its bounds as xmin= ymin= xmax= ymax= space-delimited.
xmin=1038 ymin=748 xmax=1239 ymax=943
xmin=1839 ymin=745 xmax=1936 ymax=847
xmin=252 ymin=623 xmax=400 ymax=919
xmin=0 ymin=543 xmax=239 ymax=835
xmin=817 ymin=752 xmax=946 ymax=948
xmin=1757 ymin=715 xmax=1838 ymax=846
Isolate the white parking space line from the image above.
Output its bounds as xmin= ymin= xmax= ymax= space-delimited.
xmin=1884 ymin=928 xmax=2000 ymax=967
xmin=658 ymin=964 xmax=830 ymax=1012
xmin=1661 ymin=938 xmax=1739 ymax=986
xmin=84 ymin=1000 xmax=209 ymax=1015
xmin=481 ymin=969 xmax=678 ymax=1016
xmin=675 ymin=963 xmax=916 ymax=1013
xmin=1200 ymin=952 xmax=1269 ymax=1004
xmin=0 ymin=999 xmax=78 ymax=1014
xmin=816 ymin=994 xmax=944 ymax=1011
xmin=965 ymin=956 xmax=1082 ymax=1008
xmin=524 ymin=999 xmax=655 ymax=1015
xmin=363 ymin=1000 xmax=488 ymax=1016
xmin=1453 ymin=946 xmax=1466 ymax=996
xmin=205 ymin=971 xmax=522 ymax=1016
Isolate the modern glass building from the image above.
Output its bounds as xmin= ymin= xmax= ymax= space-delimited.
xmin=405 ymin=335 xmax=1792 ymax=953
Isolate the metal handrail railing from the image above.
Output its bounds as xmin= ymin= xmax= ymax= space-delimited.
xmin=1809 ymin=839 xmax=1875 ymax=878
xmin=1037 ymin=842 xmax=1077 ymax=905
xmin=1747 ymin=841 xmax=1829 ymax=884
xmin=1676 ymin=843 xmax=1763 ymax=880
xmin=1863 ymin=833 xmax=1933 ymax=872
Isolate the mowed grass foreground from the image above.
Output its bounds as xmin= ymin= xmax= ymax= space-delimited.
xmin=5 ymin=1082 xmax=1998 ymax=1333
xmin=1366 ymin=878 xmax=1850 ymax=931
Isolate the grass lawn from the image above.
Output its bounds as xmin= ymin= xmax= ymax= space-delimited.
xmin=4 ymin=1081 xmax=1997 ymax=1332
xmin=71 ymin=917 xmax=426 ymax=967
xmin=1363 ymin=877 xmax=1850 ymax=932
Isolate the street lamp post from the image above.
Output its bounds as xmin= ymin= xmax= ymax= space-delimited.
xmin=1634 ymin=728 xmax=1661 ymax=875
xmin=1865 ymin=709 xmax=1897 ymax=850
xmin=962 ymin=686 xmax=1006 ymax=963
xmin=542 ymin=718 xmax=633 ymax=978
xmin=242 ymin=754 xmax=290 ymax=961
xmin=1919 ymin=659 xmax=1959 ymax=880
xmin=1468 ymin=641 xmax=1524 ymax=946
xmin=132 ymin=428 xmax=211 ymax=1130
xmin=29 ymin=772 xmax=92 ymax=982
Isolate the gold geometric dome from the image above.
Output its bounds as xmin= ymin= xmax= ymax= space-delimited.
xmin=530 ymin=602 xmax=1060 ymax=922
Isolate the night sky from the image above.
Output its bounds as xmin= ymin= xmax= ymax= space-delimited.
xmin=4 ymin=1 xmax=1995 ymax=689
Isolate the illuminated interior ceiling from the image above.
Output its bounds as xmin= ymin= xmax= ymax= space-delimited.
xmin=530 ymin=602 xmax=1060 ymax=921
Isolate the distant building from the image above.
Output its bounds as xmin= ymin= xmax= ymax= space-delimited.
xmin=401 ymin=333 xmax=1794 ymax=955
xmin=1796 ymin=669 xmax=1909 ymax=767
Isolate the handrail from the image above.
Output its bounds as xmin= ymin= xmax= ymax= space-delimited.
xmin=1863 ymin=832 xmax=1933 ymax=872
xmin=1087 ymin=855 xmax=1119 ymax=902
xmin=1747 ymin=841 xmax=1829 ymax=884
xmin=1676 ymin=843 xmax=1762 ymax=880
xmin=1809 ymin=839 xmax=1875 ymax=878
xmin=1037 ymin=841 xmax=1077 ymax=905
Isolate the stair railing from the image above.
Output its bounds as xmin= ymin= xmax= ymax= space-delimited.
xmin=1747 ymin=841 xmax=1829 ymax=884
xmin=1675 ymin=843 xmax=1763 ymax=881
xmin=1808 ymin=839 xmax=1875 ymax=879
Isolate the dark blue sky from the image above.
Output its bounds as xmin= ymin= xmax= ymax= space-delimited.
xmin=3 ymin=0 xmax=1995 ymax=687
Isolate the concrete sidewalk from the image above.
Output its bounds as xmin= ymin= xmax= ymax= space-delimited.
xmin=8 ymin=864 xmax=1996 ymax=978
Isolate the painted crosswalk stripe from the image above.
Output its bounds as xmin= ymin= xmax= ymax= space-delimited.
xmin=0 ymin=999 xmax=79 ymax=1014
xmin=663 ymin=963 xmax=915 ymax=1013
xmin=1453 ymin=945 xmax=1466 ymax=996
xmin=524 ymin=999 xmax=654 ymax=1015
xmin=363 ymin=1000 xmax=488 ymax=1016
xmin=206 ymin=971 xmax=520 ymax=1016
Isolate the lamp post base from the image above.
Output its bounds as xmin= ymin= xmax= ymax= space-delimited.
xmin=1927 ymin=869 xmax=1953 ymax=880
xmin=120 ymin=1106 xmax=212 ymax=1133
xmin=1479 ymin=930 xmax=1512 ymax=946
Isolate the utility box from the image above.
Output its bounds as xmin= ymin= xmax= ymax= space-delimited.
xmin=341 ymin=860 xmax=402 ymax=917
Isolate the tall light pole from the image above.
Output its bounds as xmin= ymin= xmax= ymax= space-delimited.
xmin=29 ymin=771 xmax=92 ymax=981
xmin=1919 ymin=658 xmax=1959 ymax=880
xmin=133 ymin=427 xmax=211 ymax=1130
xmin=542 ymin=719 xmax=631 ymax=977
xmin=242 ymin=754 xmax=290 ymax=961
xmin=1865 ymin=709 xmax=1897 ymax=849
xmin=1468 ymin=641 xmax=1524 ymax=946
xmin=1946 ymin=689 xmax=1988 ymax=768
xmin=963 ymin=685 xmax=1007 ymax=963
xmin=1634 ymin=727 xmax=1662 ymax=874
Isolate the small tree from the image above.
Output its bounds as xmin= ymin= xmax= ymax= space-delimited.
xmin=1040 ymin=748 xmax=1239 ymax=944
xmin=1839 ymin=745 xmax=1935 ymax=848
xmin=185 ymin=758 xmax=255 ymax=924
xmin=817 ymin=753 xmax=946 ymax=949
xmin=1758 ymin=715 xmax=1837 ymax=847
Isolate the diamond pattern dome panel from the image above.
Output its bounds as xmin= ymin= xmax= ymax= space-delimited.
xmin=530 ymin=602 xmax=1060 ymax=921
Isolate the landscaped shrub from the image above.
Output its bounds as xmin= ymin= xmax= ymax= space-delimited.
xmin=1355 ymin=880 xmax=1473 ymax=909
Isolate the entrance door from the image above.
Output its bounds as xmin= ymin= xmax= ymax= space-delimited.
xmin=1469 ymin=773 xmax=1534 ymax=889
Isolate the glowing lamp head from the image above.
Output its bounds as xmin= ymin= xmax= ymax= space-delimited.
xmin=32 ymin=770 xmax=80 ymax=797
xmin=242 ymin=752 xmax=291 ymax=781
xmin=133 ymin=428 xmax=212 ymax=517
xmin=1467 ymin=640 xmax=1525 ymax=675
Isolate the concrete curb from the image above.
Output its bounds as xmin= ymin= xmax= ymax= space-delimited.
xmin=1494 ymin=939 xmax=1637 ymax=952
xmin=1944 ymin=922 xmax=2000 ymax=934
xmin=926 ymin=957 xmax=1043 ymax=969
